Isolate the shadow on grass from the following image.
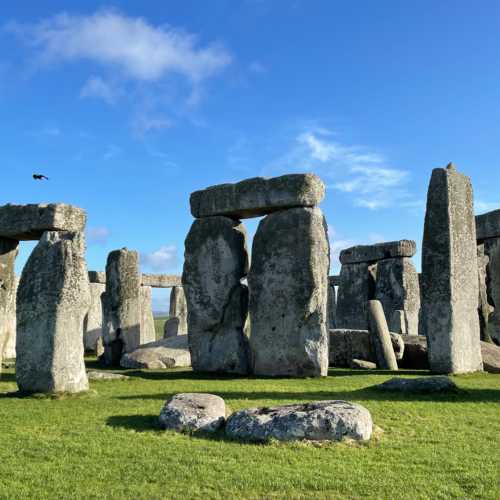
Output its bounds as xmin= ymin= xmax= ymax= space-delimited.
xmin=106 ymin=414 xmax=162 ymax=432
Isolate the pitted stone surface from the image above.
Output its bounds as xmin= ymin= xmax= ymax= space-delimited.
xmin=88 ymin=271 xmax=106 ymax=284
xmin=248 ymin=207 xmax=330 ymax=377
xmin=0 ymin=239 xmax=18 ymax=366
xmin=139 ymin=286 xmax=156 ymax=345
xmin=476 ymin=209 xmax=500 ymax=241
xmin=169 ymin=286 xmax=188 ymax=336
xmin=190 ymin=173 xmax=325 ymax=219
xmin=2 ymin=277 xmax=18 ymax=359
xmin=225 ymin=400 xmax=372 ymax=442
xmin=16 ymin=231 xmax=90 ymax=393
xmin=83 ymin=282 xmax=105 ymax=353
xmin=0 ymin=204 xmax=86 ymax=240
xmin=183 ymin=216 xmax=250 ymax=374
xmin=141 ymin=274 xmax=182 ymax=288
xmin=120 ymin=347 xmax=178 ymax=369
xmin=376 ymin=376 xmax=457 ymax=393
xmin=159 ymin=393 xmax=226 ymax=432
xmin=339 ymin=240 xmax=416 ymax=265
xmin=421 ymin=165 xmax=482 ymax=374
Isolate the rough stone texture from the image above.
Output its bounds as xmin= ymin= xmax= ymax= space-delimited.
xmin=329 ymin=329 xmax=404 ymax=367
xmin=335 ymin=262 xmax=375 ymax=331
xmin=350 ymin=359 xmax=377 ymax=370
xmin=16 ymin=231 xmax=90 ymax=393
xmin=139 ymin=286 xmax=156 ymax=345
xmin=141 ymin=274 xmax=182 ymax=288
xmin=327 ymin=282 xmax=336 ymax=329
xmin=480 ymin=341 xmax=500 ymax=373
xmin=476 ymin=208 xmax=500 ymax=241
xmin=481 ymin=238 xmax=500 ymax=345
xmin=376 ymin=376 xmax=457 ymax=393
xmin=421 ymin=164 xmax=483 ymax=374
xmin=169 ymin=286 xmax=188 ymax=336
xmin=2 ymin=277 xmax=18 ymax=359
xmin=159 ymin=393 xmax=226 ymax=432
xmin=477 ymin=245 xmax=493 ymax=342
xmin=225 ymin=400 xmax=372 ymax=442
xmin=340 ymin=240 xmax=416 ymax=265
xmin=0 ymin=204 xmax=86 ymax=240
xmin=101 ymin=249 xmax=141 ymax=366
xmin=183 ymin=217 xmax=250 ymax=374
xmin=88 ymin=271 xmax=106 ymax=284
xmin=164 ymin=317 xmax=180 ymax=338
xmin=190 ymin=173 xmax=325 ymax=219
xmin=83 ymin=282 xmax=105 ymax=353
xmin=121 ymin=347 xmax=179 ymax=369
xmin=87 ymin=370 xmax=128 ymax=380
xmin=399 ymin=336 xmax=429 ymax=369
xmin=368 ymin=300 xmax=399 ymax=370
xmin=0 ymin=239 xmax=18 ymax=366
xmin=248 ymin=207 xmax=330 ymax=377
xmin=374 ymin=257 xmax=420 ymax=336
xmin=136 ymin=334 xmax=191 ymax=367
xmin=389 ymin=310 xmax=407 ymax=335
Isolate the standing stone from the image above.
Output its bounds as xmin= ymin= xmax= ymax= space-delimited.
xmin=164 ymin=317 xmax=180 ymax=338
xmin=16 ymin=231 xmax=90 ymax=393
xmin=183 ymin=217 xmax=250 ymax=374
xmin=327 ymin=282 xmax=336 ymax=329
xmin=3 ymin=277 xmax=18 ymax=359
xmin=248 ymin=207 xmax=330 ymax=377
xmin=481 ymin=238 xmax=500 ymax=345
xmin=421 ymin=163 xmax=482 ymax=373
xmin=374 ymin=257 xmax=420 ymax=336
xmin=169 ymin=286 xmax=188 ymax=335
xmin=140 ymin=286 xmax=156 ymax=344
xmin=102 ymin=249 xmax=141 ymax=366
xmin=83 ymin=282 xmax=105 ymax=353
xmin=477 ymin=245 xmax=493 ymax=343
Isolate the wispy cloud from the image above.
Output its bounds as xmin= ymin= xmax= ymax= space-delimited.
xmin=80 ymin=76 xmax=121 ymax=104
xmin=87 ymin=226 xmax=110 ymax=246
xmin=132 ymin=114 xmax=173 ymax=137
xmin=141 ymin=245 xmax=177 ymax=272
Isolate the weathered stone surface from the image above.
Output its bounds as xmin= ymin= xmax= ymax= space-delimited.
xmin=159 ymin=393 xmax=226 ymax=432
xmin=368 ymin=300 xmax=399 ymax=370
xmin=374 ymin=257 xmax=420 ymax=336
xmin=183 ymin=217 xmax=250 ymax=374
xmin=335 ymin=262 xmax=375 ymax=330
xmin=169 ymin=286 xmax=188 ymax=336
xmin=476 ymin=208 xmax=500 ymax=241
xmin=421 ymin=164 xmax=482 ymax=374
xmin=226 ymin=400 xmax=372 ymax=442
xmin=376 ymin=376 xmax=457 ymax=393
xmin=389 ymin=310 xmax=407 ymax=335
xmin=16 ymin=231 xmax=90 ymax=393
xmin=88 ymin=271 xmax=106 ymax=284
xmin=248 ymin=207 xmax=330 ymax=377
xmin=350 ymin=359 xmax=377 ymax=370
xmin=139 ymin=286 xmax=156 ymax=345
xmin=0 ymin=204 xmax=86 ymax=240
xmin=0 ymin=239 xmax=18 ymax=362
xmin=328 ymin=275 xmax=341 ymax=287
xmin=141 ymin=274 xmax=182 ymax=288
xmin=477 ymin=245 xmax=493 ymax=342
xmin=327 ymin=282 xmax=336 ymax=329
xmin=87 ymin=370 xmax=128 ymax=380
xmin=340 ymin=240 xmax=416 ymax=265
xmin=164 ymin=317 xmax=180 ymax=338
xmin=136 ymin=334 xmax=191 ymax=368
xmin=329 ymin=329 xmax=404 ymax=367
xmin=101 ymin=248 xmax=141 ymax=366
xmin=481 ymin=238 xmax=500 ymax=345
xmin=190 ymin=173 xmax=325 ymax=219
xmin=83 ymin=282 xmax=105 ymax=353
xmin=121 ymin=347 xmax=178 ymax=369
xmin=480 ymin=341 xmax=500 ymax=373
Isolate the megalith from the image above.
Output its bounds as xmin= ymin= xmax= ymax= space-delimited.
xmin=248 ymin=207 xmax=330 ymax=377
xmin=327 ymin=281 xmax=336 ymax=329
xmin=421 ymin=163 xmax=482 ymax=373
xmin=182 ymin=216 xmax=250 ymax=374
xmin=16 ymin=231 xmax=90 ymax=393
xmin=2 ymin=277 xmax=18 ymax=359
xmin=140 ymin=285 xmax=156 ymax=345
xmin=83 ymin=282 xmax=105 ymax=353
xmin=169 ymin=286 xmax=188 ymax=336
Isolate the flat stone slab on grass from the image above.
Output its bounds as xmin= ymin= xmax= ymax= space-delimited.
xmin=190 ymin=173 xmax=325 ymax=219
xmin=87 ymin=370 xmax=128 ymax=381
xmin=159 ymin=393 xmax=226 ymax=433
xmin=225 ymin=400 xmax=372 ymax=442
xmin=350 ymin=359 xmax=377 ymax=370
xmin=480 ymin=342 xmax=500 ymax=374
xmin=376 ymin=376 xmax=458 ymax=393
xmin=339 ymin=240 xmax=416 ymax=264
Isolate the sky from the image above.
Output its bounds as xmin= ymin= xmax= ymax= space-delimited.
xmin=2 ymin=1 xmax=500 ymax=311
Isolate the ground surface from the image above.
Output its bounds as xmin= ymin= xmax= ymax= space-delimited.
xmin=0 ymin=364 xmax=499 ymax=499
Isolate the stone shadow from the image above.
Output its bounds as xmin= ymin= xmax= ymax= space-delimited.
xmin=106 ymin=414 xmax=162 ymax=432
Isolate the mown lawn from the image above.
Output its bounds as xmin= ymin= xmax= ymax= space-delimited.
xmin=0 ymin=363 xmax=499 ymax=499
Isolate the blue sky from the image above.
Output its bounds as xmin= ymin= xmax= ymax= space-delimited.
xmin=2 ymin=1 xmax=500 ymax=310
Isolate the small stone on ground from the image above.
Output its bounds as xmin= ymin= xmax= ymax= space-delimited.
xmin=375 ymin=376 xmax=458 ymax=393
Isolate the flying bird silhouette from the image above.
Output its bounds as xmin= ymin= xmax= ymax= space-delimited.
xmin=33 ymin=174 xmax=49 ymax=180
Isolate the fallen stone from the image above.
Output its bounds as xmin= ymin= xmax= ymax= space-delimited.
xmin=130 ymin=335 xmax=191 ymax=367
xmin=421 ymin=163 xmax=483 ymax=374
xmin=83 ymin=282 xmax=105 ymax=353
xmin=476 ymin=208 xmax=500 ymax=241
xmin=16 ymin=231 xmax=90 ymax=393
xmin=86 ymin=370 xmax=128 ymax=381
xmin=190 ymin=173 xmax=325 ymax=219
xmin=399 ymin=336 xmax=429 ymax=369
xmin=368 ymin=300 xmax=399 ymax=370
xmin=225 ymin=400 xmax=372 ymax=442
xmin=480 ymin=342 xmax=500 ymax=373
xmin=159 ymin=393 xmax=226 ymax=432
xmin=376 ymin=376 xmax=457 ymax=393
xmin=0 ymin=203 xmax=86 ymax=240
xmin=339 ymin=240 xmax=416 ymax=265
xmin=350 ymin=359 xmax=377 ymax=370
xmin=169 ymin=286 xmax=188 ymax=335
xmin=248 ymin=207 xmax=330 ymax=377
xmin=121 ymin=347 xmax=180 ymax=369
xmin=141 ymin=274 xmax=182 ymax=288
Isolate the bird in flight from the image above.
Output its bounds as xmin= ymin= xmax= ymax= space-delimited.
xmin=33 ymin=174 xmax=49 ymax=180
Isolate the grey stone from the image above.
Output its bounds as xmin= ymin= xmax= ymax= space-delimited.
xmin=328 ymin=275 xmax=341 ymax=287
xmin=477 ymin=245 xmax=493 ymax=342
xmin=0 ymin=203 xmax=86 ymax=240
xmin=374 ymin=257 xmax=420 ymax=336
xmin=88 ymin=271 xmax=106 ymax=284
xmin=125 ymin=335 xmax=191 ymax=367
xmin=86 ymin=370 xmax=128 ymax=380
xmin=480 ymin=341 xmax=500 ymax=373
xmin=121 ymin=347 xmax=177 ymax=369
xmin=159 ymin=393 xmax=226 ymax=432
xmin=16 ymin=231 xmax=90 ymax=393
xmin=183 ymin=216 xmax=250 ymax=374
xmin=376 ymin=376 xmax=457 ymax=393
xmin=481 ymin=238 xmax=500 ymax=345
xmin=190 ymin=173 xmax=325 ymax=219
xmin=329 ymin=329 xmax=404 ymax=367
xmin=83 ymin=282 xmax=105 ymax=353
xmin=339 ymin=240 xmax=416 ymax=265
xmin=476 ymin=208 xmax=500 ymax=241
xmin=350 ymin=359 xmax=377 ymax=370
xmin=389 ymin=310 xmax=407 ymax=335
xmin=139 ymin=286 xmax=156 ymax=345
xmin=248 ymin=207 xmax=330 ymax=377
xmin=169 ymin=286 xmax=188 ymax=335
xmin=225 ymin=400 xmax=372 ymax=442
xmin=1 ymin=238 xmax=18 ymax=364
xmin=368 ymin=300 xmax=399 ymax=370
xmin=421 ymin=164 xmax=483 ymax=374
xmin=101 ymin=248 xmax=141 ymax=366
xmin=327 ymin=282 xmax=336 ymax=329
xmin=164 ymin=317 xmax=180 ymax=338
xmin=141 ymin=274 xmax=182 ymax=288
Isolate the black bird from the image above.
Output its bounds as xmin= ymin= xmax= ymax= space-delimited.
xmin=33 ymin=174 xmax=49 ymax=180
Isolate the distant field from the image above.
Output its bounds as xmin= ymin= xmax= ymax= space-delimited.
xmin=154 ymin=315 xmax=169 ymax=339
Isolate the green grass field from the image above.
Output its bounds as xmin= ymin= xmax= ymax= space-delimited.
xmin=153 ymin=315 xmax=168 ymax=339
xmin=0 ymin=364 xmax=499 ymax=499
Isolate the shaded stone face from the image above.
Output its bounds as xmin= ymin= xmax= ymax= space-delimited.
xmin=248 ymin=207 xmax=330 ymax=377
xmin=190 ymin=173 xmax=325 ymax=219
xmin=482 ymin=238 xmax=500 ymax=345
xmin=421 ymin=165 xmax=482 ymax=374
xmin=16 ymin=231 xmax=90 ymax=393
xmin=183 ymin=216 xmax=250 ymax=374
xmin=476 ymin=208 xmax=500 ymax=241
xmin=83 ymin=282 xmax=105 ymax=353
xmin=0 ymin=239 xmax=18 ymax=366
xmin=169 ymin=286 xmax=188 ymax=335
xmin=340 ymin=240 xmax=416 ymax=265
xmin=327 ymin=283 xmax=336 ymax=329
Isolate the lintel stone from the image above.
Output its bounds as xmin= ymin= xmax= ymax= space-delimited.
xmin=476 ymin=209 xmax=500 ymax=241
xmin=339 ymin=240 xmax=416 ymax=264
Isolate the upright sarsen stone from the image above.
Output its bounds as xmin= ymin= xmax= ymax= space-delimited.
xmin=83 ymin=282 xmax=105 ymax=353
xmin=3 ymin=277 xmax=18 ymax=359
xmin=183 ymin=217 xmax=250 ymax=374
xmin=169 ymin=286 xmax=188 ymax=336
xmin=248 ymin=207 xmax=330 ymax=377
xmin=421 ymin=164 xmax=482 ymax=373
xmin=16 ymin=231 xmax=90 ymax=393
xmin=140 ymin=285 xmax=156 ymax=345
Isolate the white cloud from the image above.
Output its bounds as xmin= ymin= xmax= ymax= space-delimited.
xmin=80 ymin=76 xmax=120 ymax=104
xmin=87 ymin=226 xmax=110 ymax=245
xmin=141 ymin=245 xmax=177 ymax=272
xmin=132 ymin=114 xmax=173 ymax=136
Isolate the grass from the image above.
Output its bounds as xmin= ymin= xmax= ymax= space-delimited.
xmin=0 ymin=363 xmax=499 ymax=500
xmin=153 ymin=315 xmax=168 ymax=339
